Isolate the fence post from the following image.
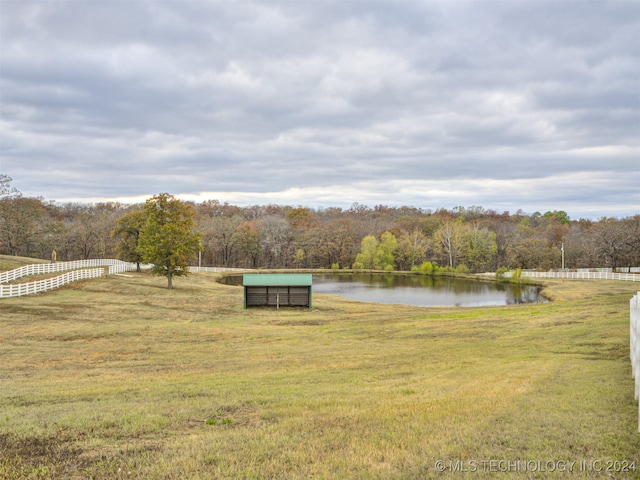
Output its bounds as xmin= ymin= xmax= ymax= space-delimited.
xmin=631 ymin=292 xmax=640 ymax=432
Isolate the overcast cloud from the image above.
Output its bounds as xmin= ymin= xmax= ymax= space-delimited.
xmin=1 ymin=0 xmax=638 ymax=218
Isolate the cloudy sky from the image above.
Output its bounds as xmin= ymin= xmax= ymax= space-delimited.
xmin=1 ymin=0 xmax=638 ymax=219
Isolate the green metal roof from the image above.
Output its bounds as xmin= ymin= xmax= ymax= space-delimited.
xmin=243 ymin=273 xmax=312 ymax=287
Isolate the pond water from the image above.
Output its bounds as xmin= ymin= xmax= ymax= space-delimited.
xmin=313 ymin=273 xmax=547 ymax=307
xmin=224 ymin=273 xmax=547 ymax=307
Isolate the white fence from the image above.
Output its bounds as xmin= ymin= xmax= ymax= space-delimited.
xmin=0 ymin=259 xmax=143 ymax=298
xmin=190 ymin=266 xmax=246 ymax=273
xmin=0 ymin=268 xmax=105 ymax=298
xmin=617 ymin=267 xmax=640 ymax=273
xmin=521 ymin=271 xmax=639 ymax=282
xmin=0 ymin=259 xmax=141 ymax=284
xmin=631 ymin=292 xmax=640 ymax=432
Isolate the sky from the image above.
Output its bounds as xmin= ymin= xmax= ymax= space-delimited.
xmin=1 ymin=0 xmax=639 ymax=219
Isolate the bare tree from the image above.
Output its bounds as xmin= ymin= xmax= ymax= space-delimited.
xmin=0 ymin=174 xmax=20 ymax=199
xmin=259 ymin=216 xmax=290 ymax=268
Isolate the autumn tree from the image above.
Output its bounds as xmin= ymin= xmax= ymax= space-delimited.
xmin=395 ymin=229 xmax=429 ymax=270
xmin=62 ymin=210 xmax=119 ymax=259
xmin=321 ymin=218 xmax=359 ymax=268
xmin=623 ymin=215 xmax=640 ymax=267
xmin=285 ymin=207 xmax=317 ymax=229
xmin=0 ymin=197 xmax=46 ymax=256
xmin=137 ymin=193 xmax=201 ymax=289
xmin=591 ymin=217 xmax=635 ymax=269
xmin=232 ymin=221 xmax=261 ymax=268
xmin=291 ymin=226 xmax=323 ymax=268
xmin=507 ymin=226 xmax=555 ymax=270
xmin=111 ymin=209 xmax=146 ymax=271
xmin=198 ymin=215 xmax=243 ymax=266
xmin=461 ymin=224 xmax=497 ymax=272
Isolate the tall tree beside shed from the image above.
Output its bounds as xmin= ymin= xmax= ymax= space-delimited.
xmin=137 ymin=193 xmax=201 ymax=289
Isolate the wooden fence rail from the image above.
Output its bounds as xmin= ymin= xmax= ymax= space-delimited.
xmin=631 ymin=292 xmax=640 ymax=432
xmin=0 ymin=259 xmax=144 ymax=298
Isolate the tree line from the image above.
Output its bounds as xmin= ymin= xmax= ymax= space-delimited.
xmin=1 ymin=176 xmax=639 ymax=273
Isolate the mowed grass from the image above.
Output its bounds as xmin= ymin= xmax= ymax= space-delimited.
xmin=1 ymin=266 xmax=639 ymax=479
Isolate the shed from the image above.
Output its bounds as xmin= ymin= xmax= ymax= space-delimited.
xmin=243 ymin=273 xmax=312 ymax=308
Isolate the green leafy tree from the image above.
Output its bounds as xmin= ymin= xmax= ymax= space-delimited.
xmin=111 ymin=209 xmax=146 ymax=271
xmin=376 ymin=231 xmax=397 ymax=271
xmin=462 ymin=224 xmax=497 ymax=272
xmin=293 ymin=248 xmax=305 ymax=267
xmin=352 ymin=231 xmax=397 ymax=270
xmin=137 ymin=193 xmax=201 ymax=289
xmin=543 ymin=210 xmax=570 ymax=225
xmin=353 ymin=235 xmax=378 ymax=269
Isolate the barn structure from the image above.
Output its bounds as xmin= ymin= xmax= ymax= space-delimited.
xmin=243 ymin=273 xmax=312 ymax=309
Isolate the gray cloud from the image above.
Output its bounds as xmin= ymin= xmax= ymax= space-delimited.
xmin=1 ymin=0 xmax=638 ymax=219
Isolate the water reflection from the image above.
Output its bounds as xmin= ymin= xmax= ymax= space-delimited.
xmin=312 ymin=273 xmax=547 ymax=307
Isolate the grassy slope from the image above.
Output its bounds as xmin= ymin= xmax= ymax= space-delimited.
xmin=0 ymin=255 xmax=49 ymax=271
xmin=0 ymin=268 xmax=639 ymax=479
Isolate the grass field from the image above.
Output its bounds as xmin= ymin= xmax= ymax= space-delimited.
xmin=1 ymin=258 xmax=639 ymax=479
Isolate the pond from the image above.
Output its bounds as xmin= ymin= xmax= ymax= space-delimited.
xmin=312 ymin=273 xmax=547 ymax=307
xmin=223 ymin=273 xmax=547 ymax=307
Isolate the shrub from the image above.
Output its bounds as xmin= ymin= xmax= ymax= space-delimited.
xmin=455 ymin=264 xmax=470 ymax=274
xmin=511 ymin=268 xmax=523 ymax=284
xmin=433 ymin=265 xmax=448 ymax=275
xmin=495 ymin=267 xmax=509 ymax=279
xmin=416 ymin=261 xmax=434 ymax=275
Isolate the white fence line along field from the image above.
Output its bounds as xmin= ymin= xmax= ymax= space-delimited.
xmin=521 ymin=270 xmax=640 ymax=282
xmin=0 ymin=259 xmax=145 ymax=298
xmin=190 ymin=266 xmax=246 ymax=273
xmin=0 ymin=259 xmax=142 ymax=284
xmin=0 ymin=268 xmax=105 ymax=298
xmin=631 ymin=292 xmax=640 ymax=432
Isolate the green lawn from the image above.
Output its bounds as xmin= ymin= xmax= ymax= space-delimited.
xmin=1 ymin=266 xmax=639 ymax=479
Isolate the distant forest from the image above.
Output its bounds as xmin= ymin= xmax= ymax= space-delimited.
xmin=1 ymin=188 xmax=638 ymax=273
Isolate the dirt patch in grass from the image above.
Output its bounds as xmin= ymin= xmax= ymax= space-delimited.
xmin=0 ymin=433 xmax=83 ymax=479
xmin=274 ymin=319 xmax=327 ymax=326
